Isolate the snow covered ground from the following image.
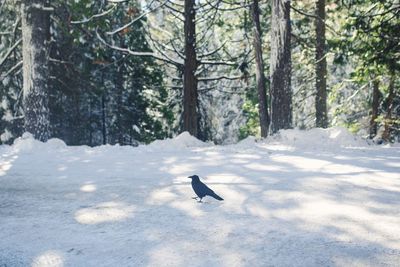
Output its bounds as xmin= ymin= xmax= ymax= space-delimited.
xmin=1 ymin=128 xmax=400 ymax=267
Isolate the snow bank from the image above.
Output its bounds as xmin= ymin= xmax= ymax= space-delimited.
xmin=12 ymin=132 xmax=67 ymax=153
xmin=267 ymin=127 xmax=368 ymax=150
xmin=147 ymin=131 xmax=210 ymax=149
xmin=6 ymin=127 xmax=371 ymax=154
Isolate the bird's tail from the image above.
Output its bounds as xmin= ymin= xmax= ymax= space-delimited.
xmin=210 ymin=192 xmax=224 ymax=201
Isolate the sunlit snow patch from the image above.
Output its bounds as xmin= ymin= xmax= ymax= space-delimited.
xmin=74 ymin=201 xmax=134 ymax=224
xmin=31 ymin=250 xmax=64 ymax=267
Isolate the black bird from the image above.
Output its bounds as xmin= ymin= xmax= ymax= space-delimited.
xmin=188 ymin=175 xmax=224 ymax=202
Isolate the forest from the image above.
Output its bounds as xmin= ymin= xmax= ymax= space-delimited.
xmin=0 ymin=0 xmax=399 ymax=145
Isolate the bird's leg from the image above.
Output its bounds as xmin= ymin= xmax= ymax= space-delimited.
xmin=197 ymin=198 xmax=203 ymax=203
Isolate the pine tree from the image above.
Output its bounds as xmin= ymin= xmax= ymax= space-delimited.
xmin=21 ymin=0 xmax=51 ymax=141
xmin=183 ymin=0 xmax=199 ymax=137
xmin=251 ymin=0 xmax=270 ymax=137
xmin=315 ymin=0 xmax=328 ymax=128
xmin=270 ymin=0 xmax=292 ymax=133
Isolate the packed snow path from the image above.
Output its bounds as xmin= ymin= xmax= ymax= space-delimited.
xmin=1 ymin=129 xmax=400 ymax=267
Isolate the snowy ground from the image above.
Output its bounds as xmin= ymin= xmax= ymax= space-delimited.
xmin=1 ymin=128 xmax=400 ymax=267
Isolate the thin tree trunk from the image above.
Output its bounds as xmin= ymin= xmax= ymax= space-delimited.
xmin=369 ymin=79 xmax=381 ymax=138
xmin=115 ymin=63 xmax=124 ymax=145
xmin=89 ymin=98 xmax=93 ymax=146
xmin=382 ymin=74 xmax=395 ymax=141
xmin=270 ymin=0 xmax=292 ymax=133
xmin=21 ymin=0 xmax=50 ymax=141
xmin=251 ymin=0 xmax=270 ymax=137
xmin=315 ymin=0 xmax=328 ymax=128
xmin=101 ymin=93 xmax=107 ymax=145
xmin=183 ymin=0 xmax=199 ymax=137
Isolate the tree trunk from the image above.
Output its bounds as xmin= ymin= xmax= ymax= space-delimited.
xmin=369 ymin=79 xmax=381 ymax=138
xmin=115 ymin=63 xmax=124 ymax=145
xmin=270 ymin=0 xmax=292 ymax=133
xmin=315 ymin=0 xmax=328 ymax=128
xmin=21 ymin=0 xmax=50 ymax=141
xmin=251 ymin=0 xmax=270 ymax=137
xmin=183 ymin=0 xmax=199 ymax=138
xmin=101 ymin=93 xmax=107 ymax=145
xmin=382 ymin=74 xmax=395 ymax=141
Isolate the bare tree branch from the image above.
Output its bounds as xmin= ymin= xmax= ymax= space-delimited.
xmin=198 ymin=41 xmax=227 ymax=58
xmin=96 ymin=28 xmax=183 ymax=66
xmin=0 ymin=38 xmax=22 ymax=69
xmin=198 ymin=74 xmax=243 ymax=81
xmin=106 ymin=0 xmax=168 ymax=35
xmin=290 ymin=4 xmax=338 ymax=35
xmin=0 ymin=60 xmax=22 ymax=79
xmin=203 ymin=0 xmax=252 ymax=12
xmin=107 ymin=0 xmax=129 ymax=2
xmin=71 ymin=4 xmax=117 ymax=24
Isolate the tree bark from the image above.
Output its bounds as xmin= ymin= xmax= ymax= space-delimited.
xmin=270 ymin=0 xmax=292 ymax=133
xmin=21 ymin=0 xmax=50 ymax=141
xmin=102 ymin=92 xmax=107 ymax=145
xmin=315 ymin=0 xmax=328 ymax=128
xmin=382 ymin=74 xmax=395 ymax=141
xmin=183 ymin=0 xmax=199 ymax=138
xmin=369 ymin=79 xmax=381 ymax=138
xmin=251 ymin=0 xmax=270 ymax=137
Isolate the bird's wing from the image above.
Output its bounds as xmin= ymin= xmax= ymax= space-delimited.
xmin=198 ymin=181 xmax=216 ymax=195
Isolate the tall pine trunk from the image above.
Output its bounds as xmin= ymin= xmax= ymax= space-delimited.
xmin=315 ymin=0 xmax=328 ymax=128
xmin=382 ymin=73 xmax=395 ymax=141
xmin=183 ymin=0 xmax=199 ymax=137
xmin=369 ymin=79 xmax=381 ymax=138
xmin=270 ymin=0 xmax=292 ymax=133
xmin=101 ymin=92 xmax=107 ymax=145
xmin=21 ymin=0 xmax=50 ymax=141
xmin=251 ymin=0 xmax=270 ymax=137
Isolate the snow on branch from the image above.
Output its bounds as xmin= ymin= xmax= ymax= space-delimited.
xmin=31 ymin=4 xmax=54 ymax=12
xmin=199 ymin=59 xmax=236 ymax=66
xmin=71 ymin=5 xmax=117 ymax=24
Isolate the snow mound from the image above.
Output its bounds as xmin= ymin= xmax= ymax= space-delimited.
xmin=12 ymin=133 xmax=67 ymax=153
xmin=46 ymin=138 xmax=67 ymax=149
xmin=268 ymin=127 xmax=367 ymax=149
xmin=12 ymin=132 xmax=44 ymax=153
xmin=148 ymin=131 xmax=209 ymax=149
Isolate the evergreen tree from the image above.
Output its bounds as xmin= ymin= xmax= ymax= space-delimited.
xmin=270 ymin=0 xmax=292 ymax=133
xmin=21 ymin=0 xmax=51 ymax=141
xmin=315 ymin=0 xmax=328 ymax=128
xmin=251 ymin=0 xmax=270 ymax=137
xmin=0 ymin=1 xmax=24 ymax=143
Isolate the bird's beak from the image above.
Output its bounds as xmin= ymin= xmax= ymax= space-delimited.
xmin=188 ymin=175 xmax=193 ymax=179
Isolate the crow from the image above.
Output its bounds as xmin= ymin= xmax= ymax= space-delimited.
xmin=188 ymin=175 xmax=224 ymax=202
